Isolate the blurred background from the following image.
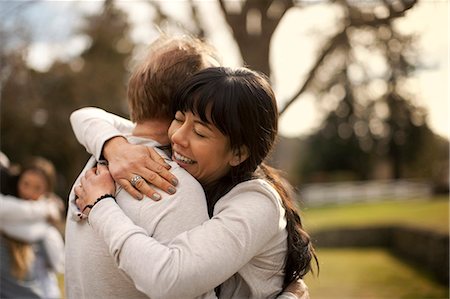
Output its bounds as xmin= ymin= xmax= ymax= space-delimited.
xmin=0 ymin=0 xmax=448 ymax=298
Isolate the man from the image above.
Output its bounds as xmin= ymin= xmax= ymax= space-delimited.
xmin=65 ymin=35 xmax=220 ymax=299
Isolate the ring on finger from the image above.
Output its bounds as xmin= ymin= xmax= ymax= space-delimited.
xmin=130 ymin=175 xmax=143 ymax=187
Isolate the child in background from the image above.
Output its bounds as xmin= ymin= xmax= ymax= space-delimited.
xmin=1 ymin=157 xmax=65 ymax=299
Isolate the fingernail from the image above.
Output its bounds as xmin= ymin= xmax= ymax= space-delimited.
xmin=136 ymin=194 xmax=143 ymax=200
xmin=171 ymin=178 xmax=178 ymax=186
xmin=165 ymin=163 xmax=171 ymax=170
xmin=168 ymin=187 xmax=176 ymax=194
xmin=152 ymin=193 xmax=161 ymax=201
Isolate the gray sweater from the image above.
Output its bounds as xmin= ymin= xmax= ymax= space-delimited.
xmin=65 ymin=136 xmax=213 ymax=299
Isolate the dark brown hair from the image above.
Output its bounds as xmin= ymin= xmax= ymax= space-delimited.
xmin=172 ymin=67 xmax=318 ymax=288
xmin=127 ymin=35 xmax=220 ymax=122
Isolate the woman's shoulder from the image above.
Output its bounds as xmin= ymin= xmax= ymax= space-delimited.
xmin=231 ymin=178 xmax=279 ymax=197
xmin=218 ymin=179 xmax=283 ymax=211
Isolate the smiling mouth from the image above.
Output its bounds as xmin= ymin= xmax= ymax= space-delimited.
xmin=173 ymin=151 xmax=196 ymax=164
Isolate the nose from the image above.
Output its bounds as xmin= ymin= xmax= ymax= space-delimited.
xmin=171 ymin=122 xmax=189 ymax=148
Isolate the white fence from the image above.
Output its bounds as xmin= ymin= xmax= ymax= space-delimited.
xmin=298 ymin=179 xmax=433 ymax=206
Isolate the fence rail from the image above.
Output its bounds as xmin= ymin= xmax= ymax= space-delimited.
xmin=298 ymin=179 xmax=433 ymax=206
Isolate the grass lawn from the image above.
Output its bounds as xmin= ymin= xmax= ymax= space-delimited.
xmin=304 ymin=248 xmax=449 ymax=299
xmin=301 ymin=196 xmax=449 ymax=299
xmin=301 ymin=196 xmax=449 ymax=234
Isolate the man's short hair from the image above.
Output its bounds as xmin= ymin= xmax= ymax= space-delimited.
xmin=127 ymin=35 xmax=221 ymax=122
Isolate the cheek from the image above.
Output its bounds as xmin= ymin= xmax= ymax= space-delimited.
xmin=17 ymin=182 xmax=26 ymax=197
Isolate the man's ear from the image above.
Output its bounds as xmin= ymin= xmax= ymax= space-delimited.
xmin=230 ymin=145 xmax=249 ymax=167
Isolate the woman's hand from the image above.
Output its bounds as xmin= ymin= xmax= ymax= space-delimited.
xmin=103 ymin=137 xmax=178 ymax=200
xmin=284 ymin=279 xmax=309 ymax=299
xmin=74 ymin=164 xmax=116 ymax=216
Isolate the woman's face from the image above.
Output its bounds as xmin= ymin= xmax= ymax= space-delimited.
xmin=168 ymin=110 xmax=239 ymax=185
xmin=17 ymin=170 xmax=48 ymax=201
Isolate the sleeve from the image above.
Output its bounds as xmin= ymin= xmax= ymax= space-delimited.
xmin=88 ymin=189 xmax=281 ymax=299
xmin=2 ymin=221 xmax=50 ymax=243
xmin=70 ymin=107 xmax=135 ymax=160
xmin=0 ymin=195 xmax=61 ymax=242
xmin=0 ymin=194 xmax=50 ymax=222
xmin=42 ymin=226 xmax=65 ymax=273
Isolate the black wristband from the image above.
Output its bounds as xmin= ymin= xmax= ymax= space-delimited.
xmin=95 ymin=193 xmax=115 ymax=203
xmin=83 ymin=194 xmax=115 ymax=213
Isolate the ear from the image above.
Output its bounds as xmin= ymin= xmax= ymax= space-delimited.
xmin=229 ymin=145 xmax=249 ymax=167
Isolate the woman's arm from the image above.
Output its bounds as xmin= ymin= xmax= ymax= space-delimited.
xmin=2 ymin=222 xmax=50 ymax=243
xmin=0 ymin=194 xmax=58 ymax=223
xmin=76 ymin=166 xmax=284 ymax=299
xmin=279 ymin=280 xmax=310 ymax=299
xmin=0 ymin=194 xmax=57 ymax=242
xmin=70 ymin=107 xmax=134 ymax=161
xmin=70 ymin=107 xmax=177 ymax=200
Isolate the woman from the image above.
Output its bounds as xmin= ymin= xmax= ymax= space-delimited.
xmin=1 ymin=157 xmax=64 ymax=299
xmin=75 ymin=67 xmax=316 ymax=298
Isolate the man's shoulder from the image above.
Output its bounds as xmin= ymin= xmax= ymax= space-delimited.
xmin=168 ymin=162 xmax=203 ymax=192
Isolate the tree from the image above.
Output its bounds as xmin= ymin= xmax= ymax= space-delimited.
xmin=1 ymin=0 xmax=134 ymax=196
xmin=292 ymin=0 xmax=437 ymax=180
xmin=217 ymin=0 xmax=294 ymax=77
xmin=72 ymin=0 xmax=133 ymax=117
xmin=146 ymin=0 xmax=440 ymax=181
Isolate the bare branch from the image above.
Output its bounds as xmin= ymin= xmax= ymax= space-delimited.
xmin=188 ymin=0 xmax=205 ymax=38
xmin=349 ymin=0 xmax=418 ymax=27
xmin=279 ymin=0 xmax=418 ymax=115
xmin=147 ymin=0 xmax=202 ymax=35
xmin=279 ymin=29 xmax=347 ymax=115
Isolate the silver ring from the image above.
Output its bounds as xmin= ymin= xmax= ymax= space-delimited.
xmin=130 ymin=175 xmax=143 ymax=187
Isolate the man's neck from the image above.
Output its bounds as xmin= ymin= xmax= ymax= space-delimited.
xmin=132 ymin=119 xmax=171 ymax=145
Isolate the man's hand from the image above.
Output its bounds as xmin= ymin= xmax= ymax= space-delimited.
xmin=103 ymin=137 xmax=178 ymax=200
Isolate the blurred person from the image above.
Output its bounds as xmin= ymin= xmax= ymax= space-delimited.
xmin=1 ymin=157 xmax=65 ymax=299
xmin=73 ymin=67 xmax=315 ymax=298
xmin=0 ymin=189 xmax=61 ymax=299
